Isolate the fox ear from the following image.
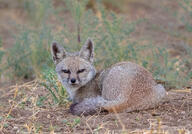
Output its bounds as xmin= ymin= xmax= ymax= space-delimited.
xmin=79 ymin=38 xmax=94 ymax=63
xmin=51 ymin=41 xmax=67 ymax=64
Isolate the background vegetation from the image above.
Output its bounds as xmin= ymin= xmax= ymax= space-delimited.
xmin=0 ymin=0 xmax=191 ymax=88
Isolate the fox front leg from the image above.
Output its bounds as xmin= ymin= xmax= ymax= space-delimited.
xmin=70 ymin=102 xmax=98 ymax=116
xmin=70 ymin=96 xmax=106 ymax=116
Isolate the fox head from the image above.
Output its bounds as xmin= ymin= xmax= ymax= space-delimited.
xmin=51 ymin=38 xmax=96 ymax=98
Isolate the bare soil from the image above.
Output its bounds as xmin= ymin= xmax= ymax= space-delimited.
xmin=0 ymin=81 xmax=192 ymax=133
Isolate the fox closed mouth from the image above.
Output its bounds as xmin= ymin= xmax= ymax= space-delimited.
xmin=70 ymin=83 xmax=79 ymax=87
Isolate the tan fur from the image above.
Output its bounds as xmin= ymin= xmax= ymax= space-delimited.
xmin=101 ymin=62 xmax=161 ymax=112
xmin=51 ymin=38 xmax=166 ymax=115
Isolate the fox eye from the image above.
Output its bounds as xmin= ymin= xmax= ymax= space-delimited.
xmin=77 ymin=69 xmax=86 ymax=73
xmin=62 ymin=69 xmax=70 ymax=73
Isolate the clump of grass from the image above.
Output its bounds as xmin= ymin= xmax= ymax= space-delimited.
xmin=40 ymin=68 xmax=68 ymax=105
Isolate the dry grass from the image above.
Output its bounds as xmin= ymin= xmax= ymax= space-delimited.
xmin=0 ymin=81 xmax=192 ymax=133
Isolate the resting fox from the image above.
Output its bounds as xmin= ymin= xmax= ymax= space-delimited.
xmin=51 ymin=38 xmax=166 ymax=115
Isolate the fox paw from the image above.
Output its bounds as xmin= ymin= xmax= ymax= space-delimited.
xmin=69 ymin=102 xmax=97 ymax=116
xmin=69 ymin=103 xmax=78 ymax=114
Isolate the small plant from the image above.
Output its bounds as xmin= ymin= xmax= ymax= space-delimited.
xmin=62 ymin=118 xmax=81 ymax=128
xmin=36 ymin=95 xmax=48 ymax=107
xmin=40 ymin=68 xmax=69 ymax=105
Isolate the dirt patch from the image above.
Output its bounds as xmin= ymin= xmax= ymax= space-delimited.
xmin=0 ymin=81 xmax=191 ymax=133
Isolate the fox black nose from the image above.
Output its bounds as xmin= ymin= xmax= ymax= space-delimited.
xmin=71 ymin=78 xmax=76 ymax=84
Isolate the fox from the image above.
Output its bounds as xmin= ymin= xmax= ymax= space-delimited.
xmin=51 ymin=38 xmax=166 ymax=115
